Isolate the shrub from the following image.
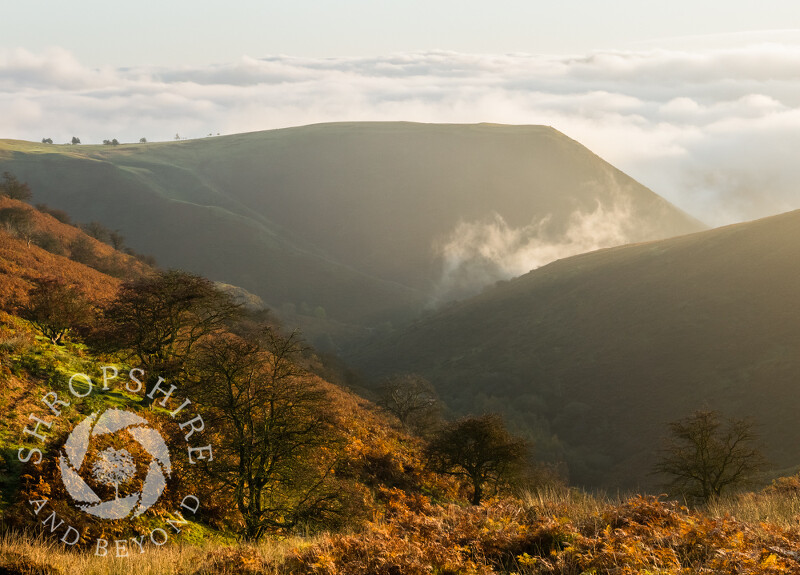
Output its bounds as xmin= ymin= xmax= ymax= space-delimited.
xmin=0 ymin=206 xmax=36 ymax=245
xmin=32 ymin=231 xmax=66 ymax=256
xmin=0 ymin=172 xmax=32 ymax=201
xmin=34 ymin=203 xmax=72 ymax=225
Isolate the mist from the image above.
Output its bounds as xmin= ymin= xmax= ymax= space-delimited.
xmin=431 ymin=201 xmax=636 ymax=303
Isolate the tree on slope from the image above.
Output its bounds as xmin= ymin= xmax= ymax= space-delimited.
xmin=102 ymin=270 xmax=240 ymax=402
xmin=190 ymin=327 xmax=346 ymax=539
xmin=377 ymin=373 xmax=440 ymax=434
xmin=22 ymin=278 xmax=90 ymax=345
xmin=0 ymin=172 xmax=32 ymax=201
xmin=427 ymin=413 xmax=529 ymax=505
xmin=654 ymin=409 xmax=765 ymax=503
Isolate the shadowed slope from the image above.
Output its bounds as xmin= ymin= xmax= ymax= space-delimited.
xmin=349 ymin=209 xmax=800 ymax=488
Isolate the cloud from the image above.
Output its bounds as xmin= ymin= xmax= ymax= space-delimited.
xmin=2 ymin=45 xmax=800 ymax=225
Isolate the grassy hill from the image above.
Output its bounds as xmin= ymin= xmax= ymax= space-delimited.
xmin=0 ymin=123 xmax=702 ymax=342
xmin=348 ymin=209 xmax=800 ymax=489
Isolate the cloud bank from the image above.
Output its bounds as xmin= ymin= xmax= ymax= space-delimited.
xmin=3 ymin=45 xmax=800 ymax=225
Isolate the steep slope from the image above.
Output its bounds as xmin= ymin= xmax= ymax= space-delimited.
xmin=348 ymin=209 xmax=800 ymax=489
xmin=0 ymin=197 xmax=150 ymax=308
xmin=0 ymin=123 xmax=702 ymax=332
xmin=0 ymin=229 xmax=444 ymax=544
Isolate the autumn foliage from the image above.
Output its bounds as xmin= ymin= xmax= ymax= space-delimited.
xmin=0 ymin=196 xmax=150 ymax=310
xmin=2 ymin=192 xmax=798 ymax=574
xmin=286 ymin=490 xmax=800 ymax=574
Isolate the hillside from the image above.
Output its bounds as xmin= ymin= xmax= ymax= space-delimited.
xmin=0 ymin=197 xmax=151 ymax=308
xmin=0 ymin=123 xmax=703 ymax=341
xmin=348 ymin=209 xmax=800 ymax=489
xmin=0 ymin=224 xmax=446 ymax=551
xmin=5 ymin=163 xmax=800 ymax=575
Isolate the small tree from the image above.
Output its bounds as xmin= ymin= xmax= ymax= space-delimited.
xmin=1 ymin=172 xmax=33 ymax=201
xmin=191 ymin=328 xmax=346 ymax=539
xmin=22 ymin=278 xmax=90 ymax=344
xmin=427 ymin=413 xmax=529 ymax=505
xmin=81 ymin=221 xmax=112 ymax=243
xmin=71 ymin=136 xmax=81 ymax=145
xmin=139 ymin=138 xmax=147 ymax=144
xmin=102 ymin=270 xmax=241 ymax=402
xmin=654 ymin=409 xmax=766 ymax=503
xmin=109 ymin=230 xmax=125 ymax=250
xmin=377 ymin=373 xmax=440 ymax=434
xmin=41 ymin=138 xmax=53 ymax=144
xmin=0 ymin=206 xmax=36 ymax=246
xmin=32 ymin=231 xmax=66 ymax=255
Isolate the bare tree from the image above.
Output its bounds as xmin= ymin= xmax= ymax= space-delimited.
xmin=190 ymin=328 xmax=346 ymax=539
xmin=426 ymin=413 xmax=530 ymax=505
xmin=377 ymin=373 xmax=440 ymax=434
xmin=654 ymin=409 xmax=766 ymax=503
xmin=22 ymin=278 xmax=90 ymax=344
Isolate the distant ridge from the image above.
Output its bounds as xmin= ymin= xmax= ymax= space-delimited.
xmin=0 ymin=122 xmax=703 ymax=343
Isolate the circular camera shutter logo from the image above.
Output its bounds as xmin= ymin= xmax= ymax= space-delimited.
xmin=58 ymin=408 xmax=172 ymax=520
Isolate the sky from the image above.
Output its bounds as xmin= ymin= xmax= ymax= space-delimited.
xmin=2 ymin=1 xmax=800 ymax=225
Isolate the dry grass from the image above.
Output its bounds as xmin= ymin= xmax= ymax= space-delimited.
xmin=0 ymin=530 xmax=306 ymax=575
xmin=707 ymin=482 xmax=800 ymax=531
xmin=6 ymin=490 xmax=800 ymax=574
xmin=522 ymin=485 xmax=617 ymax=521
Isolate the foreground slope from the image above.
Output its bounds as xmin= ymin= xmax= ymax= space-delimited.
xmin=349 ymin=209 xmax=800 ymax=488
xmin=0 ymin=224 xmax=441 ymax=547
xmin=0 ymin=123 xmax=702 ymax=332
